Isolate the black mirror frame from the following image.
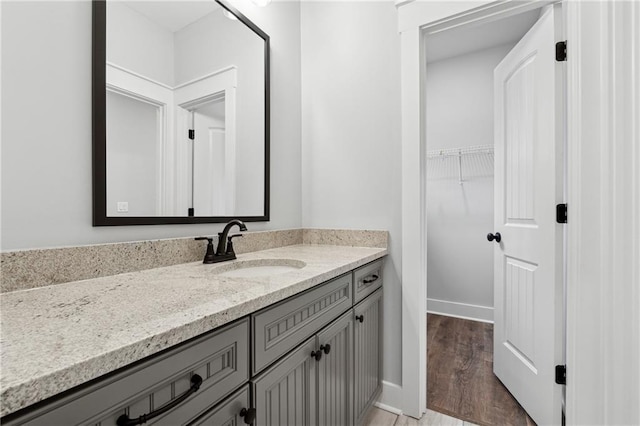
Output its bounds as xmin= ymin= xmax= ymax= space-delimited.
xmin=92 ymin=0 xmax=270 ymax=226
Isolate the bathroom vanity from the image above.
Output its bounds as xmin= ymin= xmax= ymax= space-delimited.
xmin=0 ymin=245 xmax=385 ymax=425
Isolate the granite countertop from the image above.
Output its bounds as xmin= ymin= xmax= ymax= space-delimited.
xmin=0 ymin=244 xmax=386 ymax=417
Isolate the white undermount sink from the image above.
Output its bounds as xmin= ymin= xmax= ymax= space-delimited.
xmin=214 ymin=259 xmax=307 ymax=278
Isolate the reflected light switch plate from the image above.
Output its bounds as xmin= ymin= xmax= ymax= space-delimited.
xmin=117 ymin=202 xmax=129 ymax=213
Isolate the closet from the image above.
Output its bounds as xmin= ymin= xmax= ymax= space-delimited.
xmin=424 ymin=8 xmax=552 ymax=425
xmin=425 ymin=43 xmax=514 ymax=323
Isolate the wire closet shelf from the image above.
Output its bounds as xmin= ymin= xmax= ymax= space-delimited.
xmin=426 ymin=144 xmax=494 ymax=184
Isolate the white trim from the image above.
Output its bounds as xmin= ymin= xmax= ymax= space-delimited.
xmin=377 ymin=381 xmax=404 ymax=417
xmin=399 ymin=0 xmax=640 ymax=424
xmin=373 ymin=402 xmax=403 ymax=417
xmin=427 ymin=298 xmax=493 ymax=323
xmin=174 ymin=68 xmax=237 ymax=107
xmin=394 ymin=0 xmax=415 ymax=8
xmin=420 ymin=1 xmax=554 ymax=35
xmin=173 ymin=65 xmax=237 ymax=90
xmin=400 ymin=24 xmax=427 ymax=420
xmin=106 ymin=64 xmax=174 ymax=108
xmin=106 ymin=62 xmax=173 ymax=90
xmin=106 ymin=62 xmax=237 ymax=93
xmin=397 ymin=0 xmax=560 ymax=420
xmin=174 ymin=68 xmax=238 ymax=217
xmin=105 ymin=64 xmax=175 ymax=216
xmin=565 ymin=1 xmax=640 ymax=424
xmin=103 ymin=87 xmax=167 ymax=216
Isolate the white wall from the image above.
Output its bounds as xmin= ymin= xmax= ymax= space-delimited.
xmin=0 ymin=0 xmax=301 ymax=250
xmin=300 ymin=1 xmax=403 ymax=387
xmin=425 ymin=44 xmax=513 ymax=321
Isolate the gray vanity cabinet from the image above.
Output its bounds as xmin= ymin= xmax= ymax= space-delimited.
xmin=252 ymin=337 xmax=318 ymax=426
xmin=353 ymin=288 xmax=383 ymax=425
xmin=4 ymin=319 xmax=250 ymax=426
xmin=317 ymin=311 xmax=354 ymax=426
xmin=251 ymin=263 xmax=382 ymax=426
xmin=3 ymin=259 xmax=385 ymax=426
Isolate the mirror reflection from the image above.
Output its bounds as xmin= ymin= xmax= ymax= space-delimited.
xmin=104 ymin=1 xmax=266 ymax=219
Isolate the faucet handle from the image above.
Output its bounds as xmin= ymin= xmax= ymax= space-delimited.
xmin=226 ymin=234 xmax=243 ymax=254
xmin=195 ymin=237 xmax=216 ymax=264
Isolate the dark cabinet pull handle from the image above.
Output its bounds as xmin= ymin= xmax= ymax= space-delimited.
xmin=362 ymin=274 xmax=379 ymax=284
xmin=320 ymin=344 xmax=331 ymax=355
xmin=355 ymin=315 xmax=364 ymax=323
xmin=239 ymin=407 xmax=256 ymax=424
xmin=487 ymin=232 xmax=502 ymax=243
xmin=116 ymin=374 xmax=203 ymax=426
xmin=311 ymin=350 xmax=322 ymax=361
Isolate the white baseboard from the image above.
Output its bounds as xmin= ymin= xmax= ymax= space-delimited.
xmin=427 ymin=298 xmax=494 ymax=323
xmin=376 ymin=380 xmax=403 ymax=415
xmin=374 ymin=401 xmax=403 ymax=416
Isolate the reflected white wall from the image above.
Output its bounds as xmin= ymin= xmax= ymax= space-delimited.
xmin=174 ymin=10 xmax=264 ymax=216
xmin=106 ymin=91 xmax=159 ymax=216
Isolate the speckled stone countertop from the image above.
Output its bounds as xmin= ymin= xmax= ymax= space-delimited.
xmin=0 ymin=244 xmax=386 ymax=417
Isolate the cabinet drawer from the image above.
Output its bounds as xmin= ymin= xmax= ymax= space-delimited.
xmin=353 ymin=259 xmax=383 ymax=304
xmin=9 ymin=319 xmax=249 ymax=426
xmin=252 ymin=273 xmax=352 ymax=374
xmin=190 ymin=384 xmax=251 ymax=426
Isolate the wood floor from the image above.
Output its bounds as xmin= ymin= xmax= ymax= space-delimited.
xmin=363 ymin=407 xmax=477 ymax=426
xmin=427 ymin=314 xmax=536 ymax=426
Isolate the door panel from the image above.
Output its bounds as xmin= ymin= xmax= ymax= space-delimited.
xmin=317 ymin=312 xmax=353 ymax=426
xmin=504 ymin=54 xmax=536 ymax=225
xmin=252 ymin=337 xmax=316 ymax=426
xmin=493 ymin=5 xmax=563 ymax=425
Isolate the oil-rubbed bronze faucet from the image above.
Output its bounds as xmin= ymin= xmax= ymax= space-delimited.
xmin=195 ymin=219 xmax=248 ymax=264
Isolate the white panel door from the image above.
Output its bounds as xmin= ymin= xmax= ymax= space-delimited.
xmin=493 ymin=5 xmax=563 ymax=425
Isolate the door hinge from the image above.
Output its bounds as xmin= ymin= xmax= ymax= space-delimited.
xmin=188 ymin=208 xmax=194 ymax=217
xmin=556 ymin=41 xmax=567 ymax=61
xmin=555 ymin=365 xmax=567 ymax=385
xmin=556 ymin=203 xmax=568 ymax=224
xmin=188 ymin=129 xmax=195 ymax=140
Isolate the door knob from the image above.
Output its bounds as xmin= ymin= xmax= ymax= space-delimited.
xmin=487 ymin=232 xmax=502 ymax=243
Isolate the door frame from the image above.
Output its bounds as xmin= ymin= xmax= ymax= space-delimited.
xmin=394 ymin=0 xmax=640 ymax=423
xmin=174 ymin=67 xmax=238 ymax=217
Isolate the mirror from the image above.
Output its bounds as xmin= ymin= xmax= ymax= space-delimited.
xmin=93 ymin=0 xmax=269 ymax=225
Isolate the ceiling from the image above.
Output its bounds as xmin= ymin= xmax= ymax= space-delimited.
xmin=425 ymin=9 xmax=541 ymax=63
xmin=122 ymin=1 xmax=221 ymax=33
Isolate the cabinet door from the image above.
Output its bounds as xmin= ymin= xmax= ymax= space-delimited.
xmin=190 ymin=385 xmax=252 ymax=426
xmin=353 ymin=289 xmax=382 ymax=425
xmin=317 ymin=311 xmax=353 ymax=426
xmin=252 ymin=337 xmax=316 ymax=426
